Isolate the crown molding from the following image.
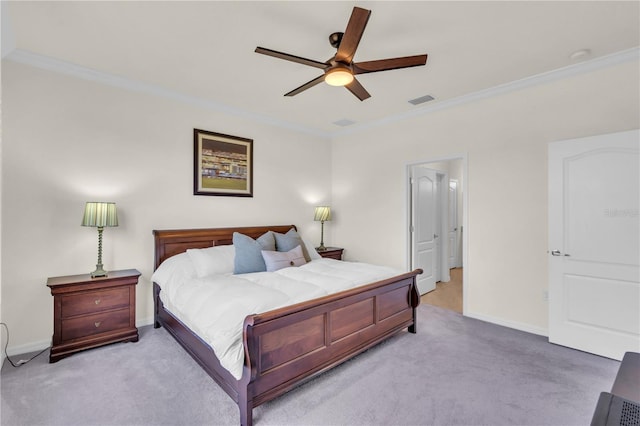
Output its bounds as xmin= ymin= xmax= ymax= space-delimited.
xmin=334 ymin=47 xmax=640 ymax=137
xmin=5 ymin=47 xmax=638 ymax=139
xmin=4 ymin=49 xmax=332 ymax=139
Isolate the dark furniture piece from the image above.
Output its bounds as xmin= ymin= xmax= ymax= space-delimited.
xmin=317 ymin=246 xmax=344 ymax=260
xmin=611 ymin=352 xmax=640 ymax=402
xmin=47 ymin=269 xmax=140 ymax=363
xmin=152 ymin=225 xmax=422 ymax=426
xmin=591 ymin=352 xmax=640 ymax=426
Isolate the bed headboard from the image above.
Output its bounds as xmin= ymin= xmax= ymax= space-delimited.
xmin=152 ymin=225 xmax=296 ymax=270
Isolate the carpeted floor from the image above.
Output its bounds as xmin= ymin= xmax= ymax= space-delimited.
xmin=1 ymin=304 xmax=619 ymax=426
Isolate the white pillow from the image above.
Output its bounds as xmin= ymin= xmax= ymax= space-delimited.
xmin=151 ymin=252 xmax=196 ymax=287
xmin=261 ymin=245 xmax=307 ymax=272
xmin=187 ymin=245 xmax=236 ymax=277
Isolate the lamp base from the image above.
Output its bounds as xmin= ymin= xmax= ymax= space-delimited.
xmin=91 ymin=264 xmax=107 ymax=278
xmin=317 ymin=220 xmax=327 ymax=252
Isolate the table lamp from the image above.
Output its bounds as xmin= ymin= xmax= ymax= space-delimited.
xmin=81 ymin=202 xmax=118 ymax=277
xmin=314 ymin=206 xmax=331 ymax=251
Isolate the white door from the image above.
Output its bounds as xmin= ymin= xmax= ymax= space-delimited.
xmin=436 ymin=172 xmax=451 ymax=283
xmin=434 ymin=175 xmax=442 ymax=282
xmin=548 ymin=130 xmax=640 ymax=360
xmin=448 ymin=180 xmax=459 ymax=268
xmin=411 ymin=167 xmax=438 ymax=294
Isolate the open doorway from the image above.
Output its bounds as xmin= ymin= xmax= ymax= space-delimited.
xmin=407 ymin=156 xmax=466 ymax=314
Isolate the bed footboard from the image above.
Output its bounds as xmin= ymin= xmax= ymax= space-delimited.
xmin=239 ymin=269 xmax=421 ymax=426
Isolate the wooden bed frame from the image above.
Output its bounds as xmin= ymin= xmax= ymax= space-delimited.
xmin=153 ymin=225 xmax=422 ymax=426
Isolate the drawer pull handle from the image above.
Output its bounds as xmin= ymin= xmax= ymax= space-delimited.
xmin=94 ymin=299 xmax=101 ymax=305
xmin=94 ymin=321 xmax=102 ymax=328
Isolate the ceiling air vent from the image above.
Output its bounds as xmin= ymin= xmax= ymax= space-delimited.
xmin=333 ymin=119 xmax=356 ymax=127
xmin=408 ymin=94 xmax=435 ymax=105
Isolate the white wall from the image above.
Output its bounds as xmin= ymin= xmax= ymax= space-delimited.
xmin=2 ymin=56 xmax=639 ymax=353
xmin=332 ymin=60 xmax=639 ymax=334
xmin=1 ymin=61 xmax=332 ymax=353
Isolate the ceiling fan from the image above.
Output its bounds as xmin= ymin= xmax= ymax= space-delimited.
xmin=255 ymin=6 xmax=428 ymax=101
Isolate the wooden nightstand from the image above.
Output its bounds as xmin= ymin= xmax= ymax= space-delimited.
xmin=317 ymin=247 xmax=344 ymax=260
xmin=47 ymin=269 xmax=140 ymax=363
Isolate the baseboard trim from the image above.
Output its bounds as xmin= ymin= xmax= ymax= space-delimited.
xmin=465 ymin=311 xmax=548 ymax=337
xmin=137 ymin=316 xmax=155 ymax=327
xmin=5 ymin=316 xmax=156 ymax=358
xmin=3 ymin=314 xmax=545 ymax=359
xmin=6 ymin=338 xmax=51 ymax=357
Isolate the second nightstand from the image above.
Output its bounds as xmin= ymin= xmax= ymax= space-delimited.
xmin=317 ymin=247 xmax=344 ymax=260
xmin=47 ymin=269 xmax=140 ymax=363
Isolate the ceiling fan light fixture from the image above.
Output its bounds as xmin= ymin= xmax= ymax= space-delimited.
xmin=324 ymin=67 xmax=354 ymax=87
xmin=255 ymin=7 xmax=427 ymax=100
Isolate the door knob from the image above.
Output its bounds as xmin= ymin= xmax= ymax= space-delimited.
xmin=551 ymin=250 xmax=570 ymax=256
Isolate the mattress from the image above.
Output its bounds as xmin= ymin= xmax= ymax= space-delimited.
xmin=153 ymin=258 xmax=402 ymax=379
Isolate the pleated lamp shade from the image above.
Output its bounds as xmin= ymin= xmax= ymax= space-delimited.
xmin=81 ymin=202 xmax=119 ymax=228
xmin=313 ymin=206 xmax=331 ymax=222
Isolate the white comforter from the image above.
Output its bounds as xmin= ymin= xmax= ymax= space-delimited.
xmin=157 ymin=258 xmax=402 ymax=380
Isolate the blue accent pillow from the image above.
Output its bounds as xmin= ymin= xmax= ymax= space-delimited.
xmin=273 ymin=228 xmax=311 ymax=261
xmin=233 ymin=231 xmax=276 ymax=274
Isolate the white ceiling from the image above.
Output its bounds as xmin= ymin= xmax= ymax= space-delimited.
xmin=4 ymin=1 xmax=639 ymax=137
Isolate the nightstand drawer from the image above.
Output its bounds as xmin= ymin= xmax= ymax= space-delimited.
xmin=61 ymin=287 xmax=130 ymax=318
xmin=61 ymin=308 xmax=130 ymax=341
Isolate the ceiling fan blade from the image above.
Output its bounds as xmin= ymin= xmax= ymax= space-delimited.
xmin=335 ymin=7 xmax=371 ymax=64
xmin=353 ymin=54 xmax=428 ymax=75
xmin=345 ymin=77 xmax=371 ymax=101
xmin=255 ymin=47 xmax=329 ymax=70
xmin=284 ymin=75 xmax=326 ymax=97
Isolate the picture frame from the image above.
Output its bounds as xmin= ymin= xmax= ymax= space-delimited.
xmin=193 ymin=129 xmax=253 ymax=197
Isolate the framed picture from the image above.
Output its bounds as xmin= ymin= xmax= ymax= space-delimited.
xmin=193 ymin=129 xmax=253 ymax=197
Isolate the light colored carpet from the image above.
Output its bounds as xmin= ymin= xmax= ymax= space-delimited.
xmin=1 ymin=304 xmax=619 ymax=426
